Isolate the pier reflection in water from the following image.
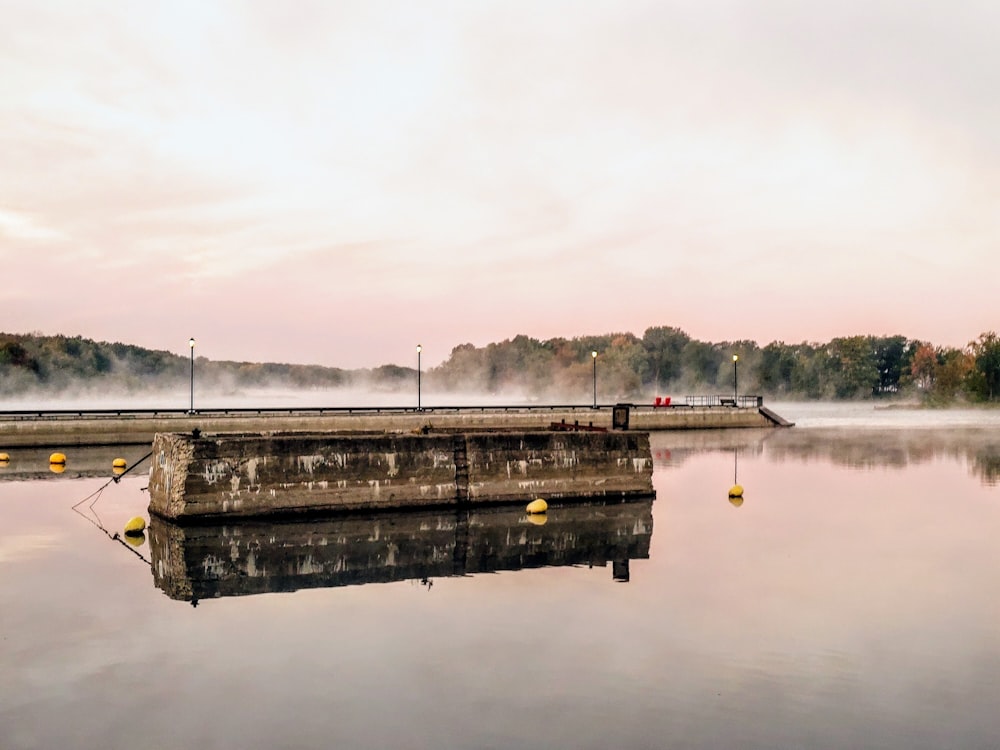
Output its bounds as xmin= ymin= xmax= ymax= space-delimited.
xmin=149 ymin=499 xmax=653 ymax=604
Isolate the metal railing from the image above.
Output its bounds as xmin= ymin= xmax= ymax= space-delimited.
xmin=639 ymin=395 xmax=764 ymax=409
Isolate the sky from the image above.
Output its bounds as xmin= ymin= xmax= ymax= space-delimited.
xmin=2 ymin=0 xmax=998 ymax=369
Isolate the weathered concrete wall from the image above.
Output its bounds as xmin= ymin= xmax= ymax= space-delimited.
xmin=467 ymin=431 xmax=653 ymax=501
xmin=148 ymin=429 xmax=654 ymax=520
xmin=148 ymin=498 xmax=654 ymax=603
xmin=629 ymin=407 xmax=773 ymax=430
xmin=0 ymin=405 xmax=781 ymax=447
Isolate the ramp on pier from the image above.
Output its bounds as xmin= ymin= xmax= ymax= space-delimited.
xmin=759 ymin=406 xmax=795 ymax=427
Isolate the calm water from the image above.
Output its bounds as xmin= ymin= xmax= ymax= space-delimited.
xmin=2 ymin=404 xmax=999 ymax=749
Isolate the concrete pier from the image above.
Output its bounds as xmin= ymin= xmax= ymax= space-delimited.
xmin=148 ymin=428 xmax=654 ymax=520
xmin=0 ymin=402 xmax=787 ymax=448
xmin=148 ymin=497 xmax=654 ymax=603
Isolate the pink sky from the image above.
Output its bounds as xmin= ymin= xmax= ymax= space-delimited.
xmin=2 ymin=1 xmax=998 ymax=368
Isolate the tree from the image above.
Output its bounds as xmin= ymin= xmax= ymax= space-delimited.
xmin=758 ymin=342 xmax=797 ymax=394
xmin=910 ymin=343 xmax=937 ymax=392
xmin=967 ymin=332 xmax=1000 ymax=402
xmin=434 ymin=343 xmax=487 ymax=391
xmin=681 ymin=340 xmax=725 ymax=389
xmin=935 ymin=348 xmax=974 ymax=402
xmin=827 ymin=336 xmax=879 ymax=398
xmin=791 ymin=344 xmax=828 ymax=398
xmin=641 ymin=326 xmax=690 ymax=389
xmin=601 ymin=334 xmax=648 ymax=397
xmin=872 ymin=335 xmax=910 ymax=395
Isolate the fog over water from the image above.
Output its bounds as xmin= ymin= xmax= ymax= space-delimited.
xmin=6 ymin=389 xmax=1000 ymax=431
xmin=771 ymin=401 xmax=1000 ymax=429
xmin=0 ymin=386 xmax=543 ymax=411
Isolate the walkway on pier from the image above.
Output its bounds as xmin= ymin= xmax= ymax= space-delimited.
xmin=0 ymin=398 xmax=792 ymax=448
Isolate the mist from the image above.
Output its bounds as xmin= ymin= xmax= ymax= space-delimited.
xmin=4 ymin=327 xmax=999 ymax=409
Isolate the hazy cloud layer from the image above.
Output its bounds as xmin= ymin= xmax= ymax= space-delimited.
xmin=2 ymin=0 xmax=997 ymax=367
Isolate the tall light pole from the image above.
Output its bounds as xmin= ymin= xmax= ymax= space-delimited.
xmin=416 ymin=344 xmax=422 ymax=411
xmin=732 ymin=354 xmax=739 ymax=403
xmin=189 ymin=337 xmax=196 ymax=413
xmin=591 ymin=350 xmax=598 ymax=408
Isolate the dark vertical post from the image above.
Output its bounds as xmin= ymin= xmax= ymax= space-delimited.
xmin=612 ymin=559 xmax=630 ymax=582
xmin=591 ymin=350 xmax=598 ymax=408
xmin=417 ymin=344 xmax=422 ymax=411
xmin=189 ymin=337 xmax=195 ymax=413
xmin=732 ymin=354 xmax=738 ymax=403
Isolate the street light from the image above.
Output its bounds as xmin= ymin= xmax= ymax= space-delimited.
xmin=591 ymin=350 xmax=598 ymax=408
xmin=732 ymin=354 xmax=739 ymax=404
xmin=416 ymin=344 xmax=422 ymax=411
xmin=189 ymin=337 xmax=195 ymax=413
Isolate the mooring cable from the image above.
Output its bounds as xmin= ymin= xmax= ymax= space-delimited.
xmin=111 ymin=450 xmax=153 ymax=483
xmin=70 ymin=481 xmax=112 ymax=511
xmin=69 ymin=449 xmax=155 ymax=565
xmin=69 ymin=449 xmax=153 ymax=510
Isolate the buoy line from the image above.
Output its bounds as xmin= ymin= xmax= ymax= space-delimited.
xmin=69 ymin=449 xmax=155 ymax=565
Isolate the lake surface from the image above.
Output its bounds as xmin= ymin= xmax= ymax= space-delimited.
xmin=2 ymin=403 xmax=999 ymax=749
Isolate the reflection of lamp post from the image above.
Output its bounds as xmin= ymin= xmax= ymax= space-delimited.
xmin=189 ymin=338 xmax=195 ymax=413
xmin=729 ymin=447 xmax=744 ymax=504
xmin=591 ymin=350 xmax=598 ymax=408
xmin=416 ymin=344 xmax=422 ymax=411
xmin=732 ymin=354 xmax=739 ymax=403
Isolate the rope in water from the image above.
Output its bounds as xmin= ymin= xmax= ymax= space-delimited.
xmin=70 ymin=449 xmax=155 ymax=564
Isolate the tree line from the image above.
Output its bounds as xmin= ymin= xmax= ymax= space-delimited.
xmin=2 ymin=328 xmax=999 ymax=403
xmin=431 ymin=328 xmax=1000 ymax=403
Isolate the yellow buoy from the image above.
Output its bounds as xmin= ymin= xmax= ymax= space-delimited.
xmin=0 ymin=452 xmax=9 ymax=462
xmin=112 ymin=466 xmax=126 ymax=476
xmin=123 ymin=531 xmax=146 ymax=548
xmin=728 ymin=484 xmax=744 ymax=498
xmin=49 ymin=462 xmax=66 ymax=474
xmin=124 ymin=516 xmax=146 ymax=535
xmin=526 ymin=498 xmax=548 ymax=514
xmin=49 ymin=452 xmax=67 ymax=465
xmin=112 ymin=458 xmax=127 ymax=469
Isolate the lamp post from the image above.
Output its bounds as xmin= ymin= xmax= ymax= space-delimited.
xmin=416 ymin=344 xmax=422 ymax=411
xmin=732 ymin=354 xmax=739 ymax=404
xmin=189 ymin=337 xmax=195 ymax=413
xmin=591 ymin=350 xmax=598 ymax=408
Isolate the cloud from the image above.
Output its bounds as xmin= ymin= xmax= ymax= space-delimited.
xmin=0 ymin=209 xmax=67 ymax=242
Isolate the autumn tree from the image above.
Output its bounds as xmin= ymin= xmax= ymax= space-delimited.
xmin=910 ymin=343 xmax=937 ymax=392
xmin=934 ymin=348 xmax=974 ymax=402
